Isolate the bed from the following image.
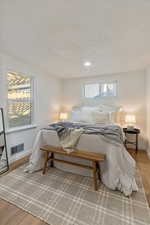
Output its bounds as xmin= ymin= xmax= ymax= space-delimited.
xmin=25 ymin=104 xmax=138 ymax=196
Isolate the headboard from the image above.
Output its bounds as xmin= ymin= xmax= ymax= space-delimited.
xmin=72 ymin=103 xmax=122 ymax=113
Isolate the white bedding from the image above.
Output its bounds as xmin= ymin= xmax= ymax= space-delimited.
xmin=25 ymin=127 xmax=138 ymax=196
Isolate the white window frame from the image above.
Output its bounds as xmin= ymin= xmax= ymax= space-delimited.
xmin=83 ymin=80 xmax=118 ymax=99
xmin=6 ymin=71 xmax=36 ymax=132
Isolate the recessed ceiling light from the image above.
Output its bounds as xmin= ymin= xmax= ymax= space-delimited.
xmin=84 ymin=61 xmax=92 ymax=67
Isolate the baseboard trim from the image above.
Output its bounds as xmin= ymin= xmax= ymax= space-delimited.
xmin=9 ymin=149 xmax=32 ymax=164
xmin=9 ymin=153 xmax=31 ymax=171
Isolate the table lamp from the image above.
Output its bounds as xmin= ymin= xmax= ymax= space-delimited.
xmin=59 ymin=112 xmax=68 ymax=121
xmin=125 ymin=114 xmax=136 ymax=130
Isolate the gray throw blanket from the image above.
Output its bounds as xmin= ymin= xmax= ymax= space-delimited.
xmin=45 ymin=122 xmax=124 ymax=152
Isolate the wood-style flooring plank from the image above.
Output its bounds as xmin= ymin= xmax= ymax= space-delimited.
xmin=128 ymin=150 xmax=150 ymax=206
xmin=19 ymin=214 xmax=48 ymax=225
xmin=0 ymin=200 xmax=26 ymax=225
xmin=0 ymin=200 xmax=48 ymax=225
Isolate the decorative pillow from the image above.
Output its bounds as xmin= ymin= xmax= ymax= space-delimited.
xmin=71 ymin=108 xmax=94 ymax=123
xmin=98 ymin=104 xmax=121 ymax=113
xmin=80 ymin=108 xmax=94 ymax=123
xmin=92 ymin=111 xmax=110 ymax=124
xmin=71 ymin=110 xmax=82 ymax=122
xmin=70 ymin=105 xmax=121 ymax=124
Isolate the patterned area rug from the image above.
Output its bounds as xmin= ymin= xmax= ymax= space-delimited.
xmin=0 ymin=166 xmax=150 ymax=225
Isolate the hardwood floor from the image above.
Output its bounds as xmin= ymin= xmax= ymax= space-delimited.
xmin=0 ymin=150 xmax=150 ymax=225
xmin=0 ymin=199 xmax=47 ymax=225
xmin=129 ymin=150 xmax=150 ymax=207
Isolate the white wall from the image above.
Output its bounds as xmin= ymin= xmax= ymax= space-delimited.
xmin=0 ymin=53 xmax=62 ymax=163
xmin=146 ymin=67 xmax=150 ymax=157
xmin=62 ymin=70 xmax=147 ymax=150
xmin=0 ymin=52 xmax=148 ymax=163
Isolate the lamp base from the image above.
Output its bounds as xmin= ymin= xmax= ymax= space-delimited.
xmin=127 ymin=125 xmax=135 ymax=131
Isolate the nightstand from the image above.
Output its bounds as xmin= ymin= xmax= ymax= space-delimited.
xmin=123 ymin=128 xmax=140 ymax=154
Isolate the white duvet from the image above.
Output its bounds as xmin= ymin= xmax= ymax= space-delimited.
xmin=25 ymin=128 xmax=138 ymax=196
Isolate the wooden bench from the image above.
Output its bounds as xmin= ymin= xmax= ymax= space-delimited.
xmin=40 ymin=145 xmax=105 ymax=191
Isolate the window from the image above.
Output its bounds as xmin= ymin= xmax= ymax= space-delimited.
xmin=7 ymin=72 xmax=33 ymax=128
xmin=101 ymin=82 xmax=117 ymax=97
xmin=84 ymin=81 xmax=117 ymax=98
xmin=84 ymin=83 xmax=99 ymax=98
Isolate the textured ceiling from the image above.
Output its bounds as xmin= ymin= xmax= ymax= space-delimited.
xmin=0 ymin=0 xmax=150 ymax=78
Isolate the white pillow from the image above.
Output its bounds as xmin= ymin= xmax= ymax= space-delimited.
xmin=80 ymin=108 xmax=94 ymax=123
xmin=71 ymin=110 xmax=82 ymax=122
xmin=92 ymin=111 xmax=110 ymax=124
xmin=71 ymin=108 xmax=94 ymax=123
xmin=71 ymin=105 xmax=121 ymax=124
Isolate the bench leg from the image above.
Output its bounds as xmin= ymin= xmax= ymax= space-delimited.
xmin=96 ymin=162 xmax=101 ymax=181
xmin=92 ymin=161 xmax=97 ymax=191
xmin=50 ymin=152 xmax=54 ymax=167
xmin=43 ymin=151 xmax=49 ymax=175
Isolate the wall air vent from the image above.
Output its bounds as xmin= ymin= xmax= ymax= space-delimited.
xmin=11 ymin=143 xmax=24 ymax=155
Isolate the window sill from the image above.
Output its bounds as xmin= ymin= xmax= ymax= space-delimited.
xmin=6 ymin=124 xmax=37 ymax=134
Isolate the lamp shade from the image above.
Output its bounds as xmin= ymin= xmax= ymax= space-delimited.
xmin=59 ymin=112 xmax=67 ymax=120
xmin=125 ymin=115 xmax=136 ymax=124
